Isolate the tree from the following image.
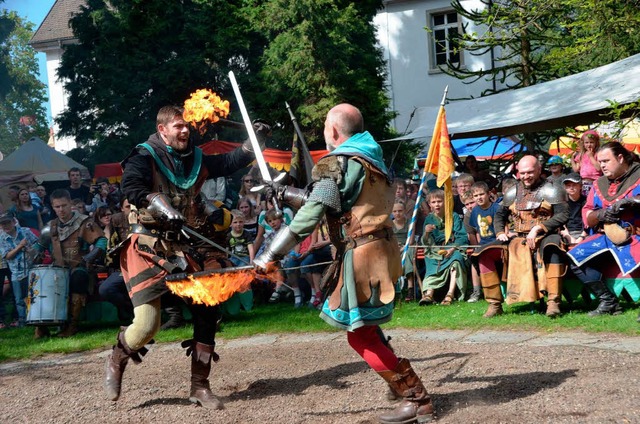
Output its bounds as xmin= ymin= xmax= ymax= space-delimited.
xmin=0 ymin=9 xmax=48 ymax=154
xmin=56 ymin=0 xmax=420 ymax=176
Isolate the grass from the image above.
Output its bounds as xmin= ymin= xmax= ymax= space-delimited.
xmin=0 ymin=299 xmax=638 ymax=363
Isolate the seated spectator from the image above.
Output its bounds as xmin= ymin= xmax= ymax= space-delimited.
xmin=460 ymin=189 xmax=482 ymax=302
xmin=71 ymin=198 xmax=86 ymax=215
xmin=226 ymin=210 xmax=255 ymax=267
xmin=35 ymin=185 xmax=52 ymax=224
xmin=237 ymin=198 xmax=259 ymax=240
xmin=545 ymin=156 xmax=566 ymax=186
xmin=238 ymin=171 xmax=266 ymax=215
xmin=571 ymin=130 xmax=602 ymax=195
xmin=394 ymin=178 xmax=415 ymax=219
xmin=90 ymin=178 xmax=119 ymax=212
xmin=201 ymin=176 xmax=227 ymax=204
xmin=254 ymin=202 xmax=294 ymax=255
xmin=10 ymin=188 xmax=43 ymax=235
xmin=464 ymin=155 xmax=499 ymax=189
xmin=419 ymin=189 xmax=469 ymax=306
xmin=453 ymin=173 xmax=474 ymax=217
xmin=0 ymin=212 xmax=38 ymax=327
xmin=392 ymin=199 xmax=417 ymax=301
xmin=560 ymin=173 xmax=588 ymax=246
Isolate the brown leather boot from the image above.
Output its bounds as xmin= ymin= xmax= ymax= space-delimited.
xmin=104 ymin=328 xmax=145 ymax=401
xmin=185 ymin=340 xmax=224 ymax=410
xmin=58 ymin=294 xmax=86 ymax=337
xmin=480 ymin=272 xmax=503 ymax=318
xmin=545 ymin=264 xmax=564 ymax=318
xmin=377 ymin=358 xmax=434 ymax=424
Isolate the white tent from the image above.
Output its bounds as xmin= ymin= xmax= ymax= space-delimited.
xmin=385 ymin=53 xmax=640 ymax=142
xmin=0 ymin=137 xmax=89 ymax=187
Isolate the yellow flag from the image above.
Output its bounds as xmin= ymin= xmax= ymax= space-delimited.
xmin=423 ymin=105 xmax=455 ymax=243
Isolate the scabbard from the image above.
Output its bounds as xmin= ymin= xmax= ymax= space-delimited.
xmin=165 ymin=265 xmax=254 ymax=282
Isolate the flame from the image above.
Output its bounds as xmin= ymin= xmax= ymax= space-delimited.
xmin=166 ymin=269 xmax=282 ymax=306
xmin=183 ymin=89 xmax=230 ymax=134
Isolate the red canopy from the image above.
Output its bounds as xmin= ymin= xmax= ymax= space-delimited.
xmin=200 ymin=140 xmax=328 ymax=171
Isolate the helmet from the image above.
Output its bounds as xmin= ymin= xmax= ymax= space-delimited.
xmin=546 ymin=155 xmax=563 ymax=165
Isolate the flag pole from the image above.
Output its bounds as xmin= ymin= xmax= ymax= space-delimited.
xmin=400 ymin=86 xmax=449 ymax=268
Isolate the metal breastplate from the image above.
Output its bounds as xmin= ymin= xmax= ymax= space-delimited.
xmin=511 ymin=184 xmax=553 ymax=233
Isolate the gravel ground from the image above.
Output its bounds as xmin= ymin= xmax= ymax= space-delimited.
xmin=1 ymin=330 xmax=639 ymax=424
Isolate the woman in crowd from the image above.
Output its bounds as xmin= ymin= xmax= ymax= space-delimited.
xmin=238 ymin=171 xmax=266 ymax=215
xmin=571 ymin=130 xmax=602 ymax=194
xmin=237 ymin=197 xmax=259 ymax=240
xmin=11 ymin=188 xmax=43 ymax=235
xmin=93 ymin=206 xmax=120 ymax=268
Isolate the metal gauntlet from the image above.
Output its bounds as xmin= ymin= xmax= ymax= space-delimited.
xmin=146 ymin=193 xmax=186 ymax=226
xmin=241 ymin=120 xmax=271 ymax=153
xmin=254 ymin=227 xmax=301 ymax=269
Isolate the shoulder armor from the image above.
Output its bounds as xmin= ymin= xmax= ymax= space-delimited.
xmin=501 ymin=185 xmax=517 ymax=207
xmin=540 ymin=181 xmax=568 ymax=204
xmin=311 ymin=155 xmax=347 ymax=184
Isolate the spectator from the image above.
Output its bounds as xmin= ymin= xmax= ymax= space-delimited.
xmin=571 ymin=130 xmax=602 ymax=195
xmin=453 ymin=173 xmax=474 ymax=217
xmin=237 ymin=198 xmax=259 ymax=239
xmin=0 ymin=211 xmax=38 ymax=327
xmin=560 ymin=173 xmax=588 ymax=246
xmin=463 ymin=155 xmax=499 ymax=189
xmin=545 ymin=156 xmax=566 ymax=186
xmin=392 ymin=199 xmax=417 ymax=301
xmin=301 ymin=220 xmax=333 ymax=308
xmin=67 ymin=167 xmax=93 ymax=209
xmin=418 ymin=190 xmax=469 ymax=306
xmin=71 ymin=198 xmax=86 ymax=214
xmin=7 ymin=185 xmax=21 ymax=209
xmin=238 ymin=171 xmax=266 ymax=215
xmin=90 ymin=178 xmax=119 ymax=212
xmin=0 ymin=248 xmax=13 ymax=328
xmin=10 ymin=188 xmax=43 ymax=235
xmin=253 ymin=202 xmax=294 ymax=254
xmin=201 ymin=176 xmax=227 ymax=204
xmin=35 ymin=185 xmax=52 ymax=224
xmin=460 ymin=189 xmax=482 ymax=302
xmin=226 ymin=210 xmax=255 ymax=267
xmin=394 ymin=178 xmax=416 ymax=219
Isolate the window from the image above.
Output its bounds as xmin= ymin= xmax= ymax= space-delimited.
xmin=427 ymin=10 xmax=462 ymax=70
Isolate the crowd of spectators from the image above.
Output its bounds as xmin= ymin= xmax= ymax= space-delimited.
xmin=1 ymin=129 xmax=638 ymax=331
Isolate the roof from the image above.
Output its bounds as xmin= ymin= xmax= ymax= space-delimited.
xmin=30 ymin=0 xmax=85 ymax=49
xmin=0 ymin=137 xmax=89 ymax=186
xmin=385 ymin=53 xmax=640 ymax=142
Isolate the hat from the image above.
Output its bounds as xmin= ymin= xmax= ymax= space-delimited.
xmin=547 ymin=155 xmax=563 ymax=165
xmin=562 ymin=172 xmax=582 ymax=184
xmin=0 ymin=211 xmax=14 ymax=223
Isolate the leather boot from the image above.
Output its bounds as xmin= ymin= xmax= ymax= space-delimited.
xmin=377 ymin=358 xmax=434 ymax=424
xmin=185 ymin=340 xmax=224 ymax=410
xmin=58 ymin=294 xmax=87 ymax=337
xmin=481 ymin=272 xmax=503 ymax=318
xmin=105 ymin=328 xmax=148 ymax=401
xmin=585 ymin=281 xmax=622 ymax=316
xmin=34 ymin=326 xmax=50 ymax=339
xmin=160 ymin=305 xmax=186 ymax=330
xmin=545 ymin=264 xmax=564 ymax=318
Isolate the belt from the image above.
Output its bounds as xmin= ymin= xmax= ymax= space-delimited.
xmin=129 ymin=224 xmax=185 ymax=242
xmin=345 ymin=227 xmax=393 ymax=250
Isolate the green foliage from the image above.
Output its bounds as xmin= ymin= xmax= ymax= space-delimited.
xmin=0 ymin=10 xmax=48 ymax=155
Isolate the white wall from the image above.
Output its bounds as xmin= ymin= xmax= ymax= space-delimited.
xmin=375 ymin=0 xmax=498 ymax=133
xmin=42 ymin=46 xmax=76 ymax=152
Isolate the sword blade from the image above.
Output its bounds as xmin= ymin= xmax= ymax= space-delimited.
xmin=181 ymin=226 xmax=250 ymax=265
xmin=166 ymin=265 xmax=254 ymax=282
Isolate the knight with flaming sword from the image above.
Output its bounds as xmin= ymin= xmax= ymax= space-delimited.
xmin=103 ymin=88 xmax=271 ymax=409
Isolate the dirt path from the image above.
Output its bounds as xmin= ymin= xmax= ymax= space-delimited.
xmin=1 ymin=330 xmax=639 ymax=423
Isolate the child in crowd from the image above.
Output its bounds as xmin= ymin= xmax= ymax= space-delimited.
xmin=453 ymin=173 xmax=474 ymax=217
xmin=545 ymin=156 xmax=565 ymax=186
xmin=258 ymin=209 xmax=290 ymax=302
xmin=394 ymin=178 xmax=415 ymax=219
xmin=419 ymin=190 xmax=469 ymax=306
xmin=0 ymin=212 xmax=38 ymax=327
xmin=392 ymin=199 xmax=418 ymax=301
xmin=560 ymin=173 xmax=588 ymax=245
xmin=71 ymin=198 xmax=86 ymax=215
xmin=460 ymin=190 xmax=482 ymax=302
xmin=226 ymin=210 xmax=255 ymax=267
xmin=571 ymin=130 xmax=602 ymax=195
xmin=253 ymin=202 xmax=294 ymax=254
xmin=467 ymin=182 xmax=503 ymax=303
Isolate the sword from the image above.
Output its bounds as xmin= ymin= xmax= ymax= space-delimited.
xmin=166 ymin=265 xmax=253 ymax=282
xmin=180 ymin=226 xmax=250 ymax=266
xmin=228 ymin=71 xmax=272 ymax=182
